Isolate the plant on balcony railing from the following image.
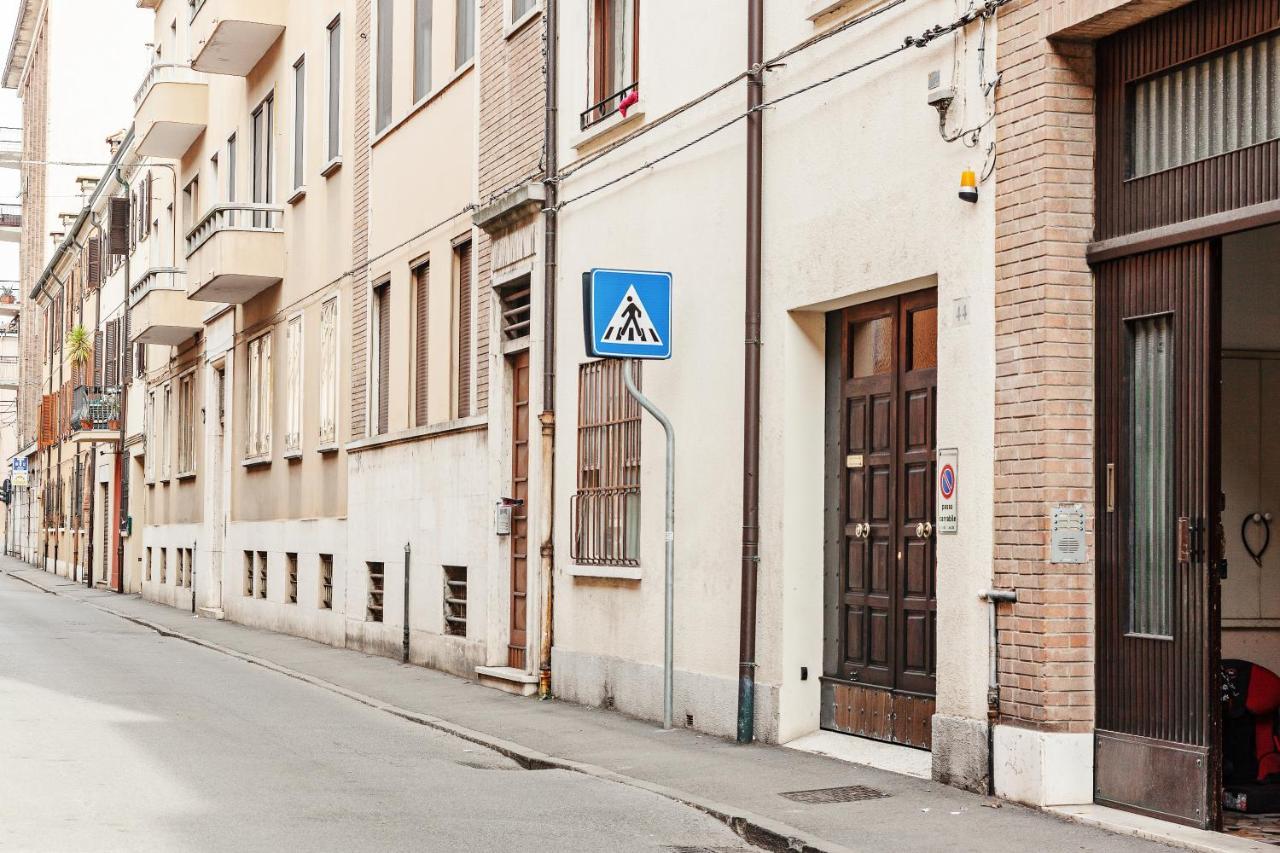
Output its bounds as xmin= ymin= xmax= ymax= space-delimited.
xmin=72 ymin=387 xmax=120 ymax=432
xmin=185 ymin=203 xmax=285 ymax=257
xmin=0 ymin=283 xmax=16 ymax=305
xmin=67 ymin=325 xmax=91 ymax=371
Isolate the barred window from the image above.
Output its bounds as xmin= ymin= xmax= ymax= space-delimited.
xmin=571 ymin=360 xmax=640 ymax=566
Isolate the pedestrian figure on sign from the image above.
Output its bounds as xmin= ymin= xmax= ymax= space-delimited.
xmin=615 ymin=296 xmax=650 ymax=342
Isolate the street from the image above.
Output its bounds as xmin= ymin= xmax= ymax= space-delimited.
xmin=0 ymin=572 xmax=759 ymax=853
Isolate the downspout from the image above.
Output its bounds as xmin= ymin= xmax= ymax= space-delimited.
xmin=736 ymin=0 xmax=765 ymax=744
xmin=979 ymin=587 xmax=1016 ymax=794
xmin=114 ymin=166 xmax=130 ymax=595
xmin=537 ymin=0 xmax=559 ymax=700
xmin=50 ymin=269 xmax=66 ymax=579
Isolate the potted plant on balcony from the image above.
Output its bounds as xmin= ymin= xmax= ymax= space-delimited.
xmin=0 ymin=285 xmax=15 ymax=305
xmin=67 ymin=325 xmax=92 ymax=428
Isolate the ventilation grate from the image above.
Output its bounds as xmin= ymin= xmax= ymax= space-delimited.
xmin=665 ymin=848 xmax=758 ymax=853
xmin=778 ymin=784 xmax=889 ymax=804
xmin=496 ymin=276 xmax=531 ymax=341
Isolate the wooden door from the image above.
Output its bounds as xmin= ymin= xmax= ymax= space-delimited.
xmin=507 ymin=350 xmax=531 ymax=669
xmin=822 ymin=290 xmax=938 ymax=749
xmin=1095 ymin=241 xmax=1221 ymax=828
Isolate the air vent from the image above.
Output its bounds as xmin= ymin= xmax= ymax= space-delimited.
xmin=496 ymin=275 xmax=531 ymax=341
xmin=367 ymin=562 xmax=385 ymax=622
xmin=444 ymin=565 xmax=467 ymax=636
xmin=319 ymin=554 xmax=333 ymax=610
xmin=286 ymin=552 xmax=298 ymax=604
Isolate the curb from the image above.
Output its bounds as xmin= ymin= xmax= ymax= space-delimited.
xmin=3 ymin=569 xmax=852 ymax=853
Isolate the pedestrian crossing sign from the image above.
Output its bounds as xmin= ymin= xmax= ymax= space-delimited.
xmin=584 ymin=268 xmax=673 ymax=359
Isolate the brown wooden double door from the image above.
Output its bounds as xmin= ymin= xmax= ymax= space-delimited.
xmin=508 ymin=350 xmax=531 ymax=669
xmin=1095 ymin=241 xmax=1222 ymax=828
xmin=822 ymin=290 xmax=938 ymax=749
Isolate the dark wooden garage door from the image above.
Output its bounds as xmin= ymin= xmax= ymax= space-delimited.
xmin=1095 ymin=241 xmax=1221 ymax=828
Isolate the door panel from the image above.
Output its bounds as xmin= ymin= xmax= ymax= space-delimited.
xmin=507 ymin=350 xmax=531 ymax=670
xmin=823 ymin=290 xmax=938 ymax=747
xmin=1095 ymin=241 xmax=1221 ymax=828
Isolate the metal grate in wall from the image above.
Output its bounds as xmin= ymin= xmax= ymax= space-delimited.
xmin=367 ymin=562 xmax=384 ymax=622
xmin=443 ymin=565 xmax=467 ymax=636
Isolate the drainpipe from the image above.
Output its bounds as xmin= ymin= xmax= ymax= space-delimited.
xmin=979 ymin=587 xmax=1016 ymax=794
xmin=537 ymin=0 xmax=559 ymax=700
xmin=736 ymin=0 xmax=765 ymax=745
xmin=50 ymin=269 xmax=67 ymax=580
xmin=114 ymin=166 xmax=130 ymax=594
xmin=85 ymin=445 xmax=95 ymax=588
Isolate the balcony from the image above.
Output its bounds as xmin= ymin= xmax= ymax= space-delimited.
xmin=134 ymin=64 xmax=208 ymax=158
xmin=185 ymin=203 xmax=284 ymax=303
xmin=129 ymin=268 xmax=202 ymax=345
xmin=71 ymin=387 xmax=121 ymax=444
xmin=0 ymin=356 xmax=16 ymax=390
xmin=0 ymin=127 xmax=20 ymax=169
xmin=0 ymin=282 xmax=19 ymax=319
xmin=0 ymin=204 xmax=19 ymax=244
xmin=189 ymin=0 xmax=286 ymax=77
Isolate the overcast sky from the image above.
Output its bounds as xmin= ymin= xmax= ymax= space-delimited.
xmin=0 ymin=0 xmax=24 ymax=281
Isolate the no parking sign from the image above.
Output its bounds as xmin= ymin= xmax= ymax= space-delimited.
xmin=937 ymin=448 xmax=958 ymax=534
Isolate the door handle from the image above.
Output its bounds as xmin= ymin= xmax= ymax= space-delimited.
xmin=916 ymin=522 xmax=934 ymax=539
xmin=854 ymin=522 xmax=870 ymax=539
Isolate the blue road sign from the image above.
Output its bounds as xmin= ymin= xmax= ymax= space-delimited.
xmin=583 ymin=268 xmax=673 ymax=359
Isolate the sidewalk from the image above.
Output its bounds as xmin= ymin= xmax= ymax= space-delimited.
xmin=3 ymin=560 xmax=1188 ymax=853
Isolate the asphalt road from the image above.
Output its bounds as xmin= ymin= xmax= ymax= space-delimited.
xmin=0 ymin=572 xmax=759 ymax=853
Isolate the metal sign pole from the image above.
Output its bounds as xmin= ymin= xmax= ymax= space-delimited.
xmin=622 ymin=358 xmax=675 ymax=730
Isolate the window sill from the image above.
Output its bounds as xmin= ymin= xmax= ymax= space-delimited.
xmin=567 ymin=563 xmax=642 ymax=581
xmin=283 ymin=448 xmax=303 ymax=461
xmin=504 ymin=6 xmax=540 ymax=39
xmin=316 ymin=442 xmax=340 ymax=455
xmin=241 ymin=456 xmax=272 ymax=469
xmin=806 ymin=0 xmax=891 ymax=24
xmin=320 ymin=157 xmax=343 ymax=178
xmin=572 ymin=106 xmax=645 ymax=154
xmin=286 ymin=186 xmax=306 ymax=205
xmin=175 ymin=471 xmax=196 ymax=481
xmin=372 ymin=59 xmax=476 ymax=148
xmin=345 ymin=414 xmax=487 ymax=454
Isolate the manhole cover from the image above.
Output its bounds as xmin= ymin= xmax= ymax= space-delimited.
xmin=778 ymin=784 xmax=889 ymax=804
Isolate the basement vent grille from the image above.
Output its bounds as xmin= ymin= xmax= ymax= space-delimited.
xmin=286 ymin=552 xmax=298 ymax=604
xmin=367 ymin=561 xmax=385 ymax=622
xmin=496 ymin=275 xmax=531 ymax=341
xmin=444 ymin=565 xmax=467 ymax=636
xmin=778 ymin=784 xmax=889 ymax=804
xmin=319 ymin=554 xmax=333 ymax=610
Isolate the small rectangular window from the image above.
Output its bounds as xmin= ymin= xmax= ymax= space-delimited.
xmin=319 ymin=554 xmax=334 ymax=609
xmin=443 ymin=565 xmax=467 ymax=636
xmin=327 ymin=17 xmax=342 ymax=161
xmin=184 ymin=549 xmax=193 ymax=589
xmin=1127 ymin=315 xmax=1174 ymax=638
xmin=286 ymin=552 xmax=298 ymax=604
xmin=145 ymin=547 xmax=153 ymax=581
xmin=455 ymin=0 xmax=475 ymax=69
xmin=160 ymin=548 xmax=168 ymax=584
xmin=414 ymin=0 xmax=433 ymax=101
xmin=244 ymin=551 xmax=254 ymax=596
xmin=292 ymin=56 xmax=306 ymax=192
xmin=376 ymin=0 xmax=394 ymax=132
xmin=367 ymin=562 xmax=385 ymax=622
xmin=256 ymin=551 xmax=268 ymax=599
xmin=571 ymin=360 xmax=641 ymax=565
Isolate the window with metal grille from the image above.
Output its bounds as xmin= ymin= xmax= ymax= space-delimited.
xmin=571 ymin=360 xmax=641 ymax=565
xmin=443 ymin=565 xmax=467 ymax=636
xmin=367 ymin=562 xmax=385 ymax=622
xmin=256 ymin=551 xmax=268 ymax=599
xmin=319 ymin=297 xmax=338 ymax=444
xmin=1128 ymin=32 xmax=1280 ymax=178
xmin=319 ymin=554 xmax=334 ymax=609
xmin=184 ymin=549 xmax=193 ymax=589
xmin=159 ymin=548 xmax=168 ymax=584
xmin=244 ymin=551 xmax=254 ymax=596
xmin=286 ymin=552 xmax=298 ymax=604
xmin=247 ymin=332 xmax=273 ymax=458
xmin=496 ymin=274 xmax=531 ymax=341
xmin=583 ymin=0 xmax=639 ymax=130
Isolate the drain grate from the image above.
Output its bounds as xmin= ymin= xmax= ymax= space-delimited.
xmin=778 ymin=784 xmax=889 ymax=804
xmin=665 ymin=848 xmax=758 ymax=853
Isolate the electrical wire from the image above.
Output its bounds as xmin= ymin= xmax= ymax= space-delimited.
xmin=558 ymin=0 xmax=1008 ymax=212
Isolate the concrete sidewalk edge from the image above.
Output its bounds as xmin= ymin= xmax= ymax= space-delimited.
xmin=3 ymin=569 xmax=851 ymax=853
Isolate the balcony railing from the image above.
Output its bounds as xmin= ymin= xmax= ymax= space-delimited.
xmin=72 ymin=387 xmax=120 ymax=432
xmin=580 ymin=82 xmax=639 ymax=132
xmin=0 ymin=127 xmax=20 ymax=148
xmin=0 ymin=356 xmax=17 ymax=387
xmin=134 ymin=63 xmax=206 ymax=108
xmin=129 ymin=267 xmax=186 ymax=306
xmin=189 ymin=0 xmax=208 ymax=21
xmin=0 ymin=204 xmax=21 ymax=228
xmin=186 ymin=203 xmax=284 ymax=257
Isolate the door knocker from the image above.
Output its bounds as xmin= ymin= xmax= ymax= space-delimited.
xmin=1241 ymin=512 xmax=1273 ymax=567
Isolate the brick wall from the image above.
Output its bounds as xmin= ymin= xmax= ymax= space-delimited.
xmin=350 ymin=0 xmax=371 ymax=440
xmin=18 ymin=11 xmax=48 ymax=453
xmin=992 ymin=0 xmax=1097 ymax=733
xmin=474 ymin=0 xmax=546 ymax=413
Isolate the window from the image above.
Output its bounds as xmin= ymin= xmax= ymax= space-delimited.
xmin=256 ymin=551 xmax=268 ymax=599
xmin=327 ymin=17 xmax=342 ymax=162
xmin=184 ymin=549 xmax=193 ymax=589
xmin=584 ymin=0 xmax=639 ymax=129
xmin=145 ymin=547 xmax=153 ymax=581
xmin=177 ymin=372 xmax=196 ymax=474
xmin=286 ymin=552 xmax=298 ymax=604
xmin=145 ymin=390 xmax=156 ymax=481
xmin=413 ymin=262 xmax=430 ymax=426
xmin=571 ymin=360 xmax=641 ymax=565
xmin=285 ymin=315 xmax=303 ymax=452
xmin=247 ymin=332 xmax=273 ymax=459
xmin=319 ymin=554 xmax=334 ymax=609
xmin=453 ymin=240 xmax=472 ymax=418
xmin=376 ymin=0 xmax=394 ymax=132
xmin=162 ymin=383 xmax=172 ymax=479
xmin=513 ymin=0 xmax=537 ymax=21
xmin=209 ymin=154 xmax=219 ymax=204
xmin=367 ymin=562 xmax=385 ymax=621
xmin=1127 ymin=315 xmax=1174 ymax=637
xmin=443 ymin=565 xmax=467 ymax=636
xmin=183 ymin=177 xmax=200 ymax=231
xmin=1129 ymin=32 xmax=1280 ymax=179
xmin=318 ymin=297 xmax=339 ymax=445
xmin=292 ymin=56 xmax=306 ymax=192
xmin=414 ymin=0 xmax=432 ymax=101
xmin=160 ymin=548 xmax=168 ymax=584
xmin=372 ymin=283 xmax=391 ymax=434
xmin=455 ymin=0 xmax=474 ymax=69
xmin=226 ymin=133 xmax=237 ymax=202
xmin=251 ymin=93 xmax=275 ymax=217
xmin=244 ymin=551 xmax=254 ymax=596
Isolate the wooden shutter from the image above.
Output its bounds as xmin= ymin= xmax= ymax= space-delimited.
xmin=455 ymin=240 xmax=472 ymax=418
xmin=107 ymin=196 xmax=130 ymax=256
xmin=376 ymin=284 xmax=390 ymax=434
xmin=105 ymin=318 xmax=119 ymax=387
xmin=93 ymin=330 xmax=103 ymax=386
xmin=38 ymin=396 xmax=51 ymax=447
xmin=87 ymin=237 xmax=101 ymax=287
xmin=122 ymin=310 xmax=132 ymax=379
xmin=414 ymin=263 xmax=429 ymax=426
